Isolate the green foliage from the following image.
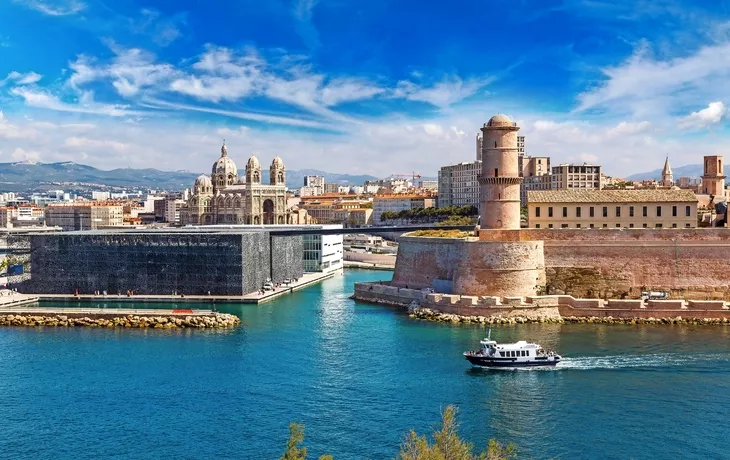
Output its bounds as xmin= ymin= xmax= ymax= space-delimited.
xmin=279 ymin=423 xmax=332 ymax=460
xmin=409 ymin=230 xmax=470 ymax=238
xmin=436 ymin=216 xmax=477 ymax=227
xmin=397 ymin=406 xmax=517 ymax=460
xmin=380 ymin=205 xmax=477 ymax=222
xmin=281 ymin=406 xmax=516 ymax=460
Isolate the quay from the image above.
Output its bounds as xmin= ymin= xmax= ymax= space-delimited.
xmin=34 ymin=271 xmax=335 ymax=305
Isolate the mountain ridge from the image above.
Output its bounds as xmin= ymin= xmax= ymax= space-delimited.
xmin=0 ymin=161 xmax=379 ymax=192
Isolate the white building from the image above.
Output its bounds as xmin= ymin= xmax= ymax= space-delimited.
xmin=303 ymin=224 xmax=344 ymax=273
xmin=437 ymin=161 xmax=481 ymax=208
xmin=303 ymin=175 xmax=325 ymax=196
xmin=92 ymin=191 xmax=111 ymax=201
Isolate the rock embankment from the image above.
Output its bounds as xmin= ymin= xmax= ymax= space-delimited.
xmin=409 ymin=307 xmax=730 ymax=326
xmin=0 ymin=314 xmax=240 ymax=328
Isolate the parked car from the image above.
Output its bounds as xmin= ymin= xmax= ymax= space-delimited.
xmin=263 ymin=282 xmax=274 ymax=291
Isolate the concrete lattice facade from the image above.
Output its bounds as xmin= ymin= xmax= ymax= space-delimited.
xmin=21 ymin=231 xmax=303 ymax=295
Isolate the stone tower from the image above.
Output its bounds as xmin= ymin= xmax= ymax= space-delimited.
xmin=702 ymin=155 xmax=725 ymax=196
xmin=662 ymin=156 xmax=673 ymax=186
xmin=245 ymin=155 xmax=261 ymax=184
xmin=270 ymin=156 xmax=286 ymax=186
xmin=479 ymin=114 xmax=522 ymax=230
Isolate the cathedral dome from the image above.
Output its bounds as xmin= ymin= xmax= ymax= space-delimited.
xmin=195 ymin=174 xmax=212 ymax=188
xmin=271 ymin=156 xmax=284 ymax=169
xmin=246 ymin=155 xmax=261 ymax=170
xmin=212 ymin=152 xmax=238 ymax=177
xmin=486 ymin=114 xmax=516 ymax=128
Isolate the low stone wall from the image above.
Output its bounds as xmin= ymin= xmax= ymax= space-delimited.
xmin=353 ymin=282 xmax=730 ymax=323
xmin=0 ymin=313 xmax=240 ymax=328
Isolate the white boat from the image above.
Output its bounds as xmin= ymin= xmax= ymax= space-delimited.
xmin=464 ymin=331 xmax=561 ymax=368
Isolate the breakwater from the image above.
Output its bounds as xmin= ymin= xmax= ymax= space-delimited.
xmin=354 ymin=282 xmax=730 ymax=324
xmin=0 ymin=313 xmax=240 ymax=328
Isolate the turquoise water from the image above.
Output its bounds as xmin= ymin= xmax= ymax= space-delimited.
xmin=1 ymin=269 xmax=729 ymax=459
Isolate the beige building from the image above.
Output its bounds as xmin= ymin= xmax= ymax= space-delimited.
xmin=519 ymin=155 xmax=550 ymax=206
xmin=527 ymin=189 xmax=698 ymax=229
xmin=373 ymin=194 xmax=436 ymax=224
xmin=437 ymin=161 xmax=480 ymax=208
xmin=46 ymin=203 xmax=124 ymax=231
xmin=550 ymin=164 xmax=602 ymax=190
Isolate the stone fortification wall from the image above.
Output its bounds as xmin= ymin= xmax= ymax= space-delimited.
xmin=398 ymin=228 xmax=730 ymax=300
xmin=391 ymin=236 xmax=544 ymax=297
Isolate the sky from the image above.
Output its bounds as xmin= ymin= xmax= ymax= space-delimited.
xmin=2 ymin=0 xmax=730 ymax=178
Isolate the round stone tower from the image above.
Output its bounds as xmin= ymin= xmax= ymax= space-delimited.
xmin=479 ymin=114 xmax=522 ymax=230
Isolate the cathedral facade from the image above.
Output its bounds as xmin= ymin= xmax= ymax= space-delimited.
xmin=181 ymin=143 xmax=289 ymax=225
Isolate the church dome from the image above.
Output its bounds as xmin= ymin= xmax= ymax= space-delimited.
xmin=486 ymin=114 xmax=516 ymax=128
xmin=271 ymin=156 xmax=284 ymax=169
xmin=195 ymin=174 xmax=212 ymax=188
xmin=246 ymin=155 xmax=261 ymax=170
xmin=212 ymin=143 xmax=238 ymax=178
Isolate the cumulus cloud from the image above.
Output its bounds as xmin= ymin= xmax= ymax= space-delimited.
xmin=678 ymin=101 xmax=726 ymax=129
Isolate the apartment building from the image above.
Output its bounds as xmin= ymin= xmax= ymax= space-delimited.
xmin=527 ymin=189 xmax=698 ymax=229
xmin=550 ymin=164 xmax=603 ymax=190
xmin=373 ymin=194 xmax=436 ymax=224
xmin=519 ymin=155 xmax=551 ymax=206
xmin=46 ymin=203 xmax=124 ymax=231
xmin=437 ymin=161 xmax=481 ymax=208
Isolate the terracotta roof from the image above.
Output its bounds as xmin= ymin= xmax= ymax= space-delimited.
xmin=527 ymin=189 xmax=698 ymax=204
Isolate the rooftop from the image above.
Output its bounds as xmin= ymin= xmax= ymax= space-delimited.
xmin=527 ymin=189 xmax=698 ymax=204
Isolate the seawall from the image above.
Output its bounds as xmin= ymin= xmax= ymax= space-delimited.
xmin=0 ymin=312 xmax=240 ymax=328
xmin=353 ymin=282 xmax=730 ymax=323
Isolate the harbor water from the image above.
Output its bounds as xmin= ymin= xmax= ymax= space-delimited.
xmin=0 ymin=269 xmax=729 ymax=459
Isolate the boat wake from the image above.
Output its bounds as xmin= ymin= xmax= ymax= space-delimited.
xmin=557 ymin=353 xmax=729 ymax=370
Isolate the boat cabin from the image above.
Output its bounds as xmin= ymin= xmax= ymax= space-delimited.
xmin=480 ymin=339 xmax=547 ymax=358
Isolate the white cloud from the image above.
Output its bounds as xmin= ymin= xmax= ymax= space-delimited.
xmin=394 ymin=76 xmax=496 ymax=108
xmin=605 ymin=120 xmax=652 ymax=137
xmin=11 ymin=147 xmax=42 ymax=162
xmin=0 ymin=111 xmax=36 ymax=139
xmin=319 ymin=78 xmax=385 ymax=106
xmin=576 ymin=41 xmax=730 ymax=119
xmin=132 ymin=9 xmax=186 ymax=47
xmin=10 ymin=87 xmax=141 ymax=117
xmin=0 ymin=71 xmax=42 ymax=86
xmin=678 ymin=101 xmax=726 ymax=129
xmin=63 ymin=136 xmax=130 ymax=152
xmin=14 ymin=0 xmax=85 ymax=16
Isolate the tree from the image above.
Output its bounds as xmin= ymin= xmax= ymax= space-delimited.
xmin=280 ymin=423 xmax=332 ymax=460
xmin=397 ymin=406 xmax=517 ymax=460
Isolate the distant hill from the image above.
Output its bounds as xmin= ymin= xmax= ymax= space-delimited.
xmin=625 ymin=164 xmax=719 ymax=181
xmin=0 ymin=161 xmax=378 ymax=192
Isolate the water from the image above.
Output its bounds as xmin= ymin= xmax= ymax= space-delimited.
xmin=1 ymin=270 xmax=729 ymax=459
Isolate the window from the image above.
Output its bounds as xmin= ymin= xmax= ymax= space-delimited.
xmin=535 ymin=207 xmax=541 ymax=217
xmin=616 ymin=206 xmax=621 ymax=217
xmin=629 ymin=223 xmax=634 ymax=228
xmin=602 ymin=223 xmax=608 ymax=228
xmin=589 ymin=224 xmax=595 ymax=228
xmin=548 ymin=224 xmax=553 ymax=228
xmin=590 ymin=207 xmax=595 ymax=217
xmin=686 ymin=206 xmax=691 ymax=217
xmin=576 ymin=207 xmax=582 ymax=218
xmin=561 ymin=224 xmax=568 ymax=228
xmin=602 ymin=207 xmax=608 ymax=217
xmin=495 ymin=168 xmax=499 ymax=177
xmin=643 ymin=206 xmax=648 ymax=217
xmin=643 ymin=223 xmax=648 ymax=228
xmin=672 ymin=205 xmax=677 ymax=217
xmin=616 ymin=223 xmax=621 ymax=228
xmin=548 ymin=207 xmax=553 ymax=217
xmin=535 ymin=224 xmax=541 ymax=229
xmin=577 ymin=224 xmax=582 ymax=228
xmin=656 ymin=206 xmax=662 ymax=217
xmin=672 ymin=223 xmax=677 ymax=228
xmin=630 ymin=206 xmax=634 ymax=217
xmin=686 ymin=223 xmax=691 ymax=228
xmin=562 ymin=207 xmax=568 ymax=218
xmin=656 ymin=223 xmax=663 ymax=228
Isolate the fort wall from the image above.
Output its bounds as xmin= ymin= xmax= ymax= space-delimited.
xmin=393 ymin=228 xmax=730 ymax=300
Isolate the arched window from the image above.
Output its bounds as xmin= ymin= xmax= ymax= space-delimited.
xmin=254 ymin=172 xmax=260 ymax=182
xmin=278 ymin=172 xmax=284 ymax=183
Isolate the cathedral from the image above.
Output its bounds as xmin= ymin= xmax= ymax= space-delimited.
xmin=181 ymin=143 xmax=289 ymax=225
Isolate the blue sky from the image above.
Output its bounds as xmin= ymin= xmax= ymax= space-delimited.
xmin=1 ymin=0 xmax=730 ymax=177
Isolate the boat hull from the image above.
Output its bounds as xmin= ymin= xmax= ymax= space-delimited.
xmin=464 ymin=355 xmax=560 ymax=367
